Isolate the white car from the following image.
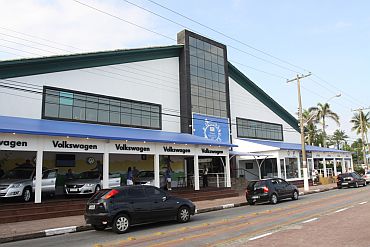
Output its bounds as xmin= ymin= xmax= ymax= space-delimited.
xmin=0 ymin=167 xmax=58 ymax=202
xmin=363 ymin=171 xmax=370 ymax=184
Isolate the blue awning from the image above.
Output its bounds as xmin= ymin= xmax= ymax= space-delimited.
xmin=240 ymin=138 xmax=348 ymax=153
xmin=0 ymin=115 xmax=236 ymax=147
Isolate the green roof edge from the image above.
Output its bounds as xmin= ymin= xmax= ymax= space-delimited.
xmin=228 ymin=62 xmax=300 ymax=132
xmin=0 ymin=45 xmax=183 ymax=79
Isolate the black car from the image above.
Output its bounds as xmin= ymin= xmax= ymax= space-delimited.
xmin=337 ymin=172 xmax=367 ymax=189
xmin=246 ymin=178 xmax=299 ymax=205
xmin=84 ymin=185 xmax=196 ymax=233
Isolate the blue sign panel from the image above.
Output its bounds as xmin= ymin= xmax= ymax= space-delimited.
xmin=192 ymin=114 xmax=230 ymax=143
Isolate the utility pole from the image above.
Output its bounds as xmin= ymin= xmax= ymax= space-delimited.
xmin=287 ymin=73 xmax=311 ymax=192
xmin=352 ymin=107 xmax=370 ymax=169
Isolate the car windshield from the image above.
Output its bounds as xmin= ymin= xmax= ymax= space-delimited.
xmin=3 ymin=168 xmax=34 ymax=179
xmin=137 ymin=171 xmax=154 ymax=178
xmin=367 ymin=171 xmax=370 ymax=174
xmin=77 ymin=171 xmax=100 ymax=179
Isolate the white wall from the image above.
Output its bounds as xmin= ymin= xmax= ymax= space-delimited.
xmin=0 ymin=57 xmax=181 ymax=132
xmin=229 ymin=77 xmax=300 ymax=143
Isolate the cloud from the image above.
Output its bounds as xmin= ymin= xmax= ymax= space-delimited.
xmin=0 ymin=0 xmax=163 ymax=59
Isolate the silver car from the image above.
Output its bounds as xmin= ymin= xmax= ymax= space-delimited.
xmin=64 ymin=171 xmax=121 ymax=195
xmin=0 ymin=167 xmax=58 ymax=202
xmin=134 ymin=171 xmax=167 ymax=188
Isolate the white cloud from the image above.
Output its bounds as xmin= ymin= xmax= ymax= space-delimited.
xmin=0 ymin=0 xmax=162 ymax=59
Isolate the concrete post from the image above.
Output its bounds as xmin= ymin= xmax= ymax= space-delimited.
xmin=194 ymin=154 xmax=199 ymax=190
xmin=323 ymin=158 xmax=327 ymax=177
xmin=350 ymin=156 xmax=354 ymax=172
xmin=154 ymin=154 xmax=160 ymax=188
xmin=297 ymin=156 xmax=302 ymax=179
xmin=34 ymin=149 xmax=43 ymax=203
xmin=102 ymin=152 xmax=109 ymax=189
xmin=333 ymin=158 xmax=337 ymax=176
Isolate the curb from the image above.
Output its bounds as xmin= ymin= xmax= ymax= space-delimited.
xmin=0 ymin=185 xmax=338 ymax=244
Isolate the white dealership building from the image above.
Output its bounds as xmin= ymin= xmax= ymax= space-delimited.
xmin=0 ymin=30 xmax=351 ymax=203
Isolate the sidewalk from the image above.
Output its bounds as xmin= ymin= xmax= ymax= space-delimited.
xmin=0 ymin=183 xmax=337 ymax=244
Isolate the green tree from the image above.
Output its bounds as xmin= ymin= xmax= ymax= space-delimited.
xmin=351 ymin=111 xmax=370 ymax=163
xmin=309 ymin=103 xmax=340 ymax=147
xmin=330 ymin=129 xmax=349 ymax=150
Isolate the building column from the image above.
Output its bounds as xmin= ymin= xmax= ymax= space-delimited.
xmin=350 ymin=157 xmax=354 ymax=172
xmin=194 ymin=154 xmax=199 ymax=190
xmin=341 ymin=158 xmax=345 ymax=173
xmin=102 ymin=152 xmax=109 ymax=189
xmin=154 ymin=154 xmax=160 ymax=188
xmin=333 ymin=158 xmax=337 ymax=176
xmin=225 ymin=155 xmax=231 ymax=188
xmin=323 ymin=158 xmax=327 ymax=177
xmin=34 ymin=149 xmax=43 ymax=204
xmin=276 ymin=155 xmax=282 ymax=179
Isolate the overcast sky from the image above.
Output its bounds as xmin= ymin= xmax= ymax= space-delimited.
xmin=1 ymin=0 xmax=369 ymax=142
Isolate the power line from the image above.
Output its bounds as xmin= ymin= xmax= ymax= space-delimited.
xmin=71 ymin=0 xmax=176 ymax=42
xmin=145 ymin=0 xmax=309 ymax=73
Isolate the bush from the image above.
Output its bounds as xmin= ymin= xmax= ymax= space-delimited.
xmin=354 ymin=166 xmax=365 ymax=175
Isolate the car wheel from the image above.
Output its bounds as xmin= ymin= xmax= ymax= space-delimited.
xmin=112 ymin=214 xmax=130 ymax=234
xmin=247 ymin=200 xmax=255 ymax=205
xmin=177 ymin=206 xmax=191 ymax=223
xmin=292 ymin=190 xmax=299 ymax=200
xmin=337 ymin=186 xmax=342 ymax=189
xmin=92 ymin=224 xmax=107 ymax=231
xmin=270 ymin=193 xmax=278 ymax=205
xmin=355 ymin=182 xmax=359 ymax=188
xmin=95 ymin=185 xmax=101 ymax=193
xmin=364 ymin=182 xmax=367 ymax=187
xmin=22 ymin=187 xmax=32 ymax=202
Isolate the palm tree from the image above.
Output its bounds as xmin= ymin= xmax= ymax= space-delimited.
xmin=351 ymin=110 xmax=370 ymax=163
xmin=309 ymin=103 xmax=340 ymax=147
xmin=330 ymin=129 xmax=349 ymax=150
xmin=350 ymin=111 xmax=370 ymax=135
xmin=300 ymin=109 xmax=318 ymax=145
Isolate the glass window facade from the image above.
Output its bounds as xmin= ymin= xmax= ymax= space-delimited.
xmin=43 ymin=87 xmax=161 ymax=129
xmin=188 ymin=36 xmax=228 ymax=118
xmin=236 ymin=118 xmax=283 ymax=141
xmin=285 ymin=158 xmax=299 ymax=179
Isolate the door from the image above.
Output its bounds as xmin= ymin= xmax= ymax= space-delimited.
xmin=144 ymin=186 xmax=175 ymax=220
xmin=33 ymin=169 xmax=58 ymax=194
xmin=126 ymin=187 xmax=152 ymax=223
xmin=277 ymin=178 xmax=291 ymax=198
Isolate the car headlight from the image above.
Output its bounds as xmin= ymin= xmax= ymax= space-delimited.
xmin=85 ymin=184 xmax=95 ymax=187
xmin=10 ymin=183 xmax=23 ymax=188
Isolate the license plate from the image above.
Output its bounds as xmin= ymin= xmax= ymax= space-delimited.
xmin=69 ymin=188 xmax=78 ymax=192
xmin=88 ymin=204 xmax=95 ymax=210
xmin=252 ymin=196 xmax=259 ymax=199
xmin=342 ymin=183 xmax=348 ymax=185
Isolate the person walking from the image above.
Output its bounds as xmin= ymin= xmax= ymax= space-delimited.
xmin=127 ymin=167 xmax=133 ymax=186
xmin=203 ymin=167 xmax=209 ymax=187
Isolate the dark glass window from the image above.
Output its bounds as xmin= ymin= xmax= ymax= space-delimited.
xmin=236 ymin=118 xmax=283 ymax=141
xmin=187 ymin=35 xmax=228 ymax=118
xmin=43 ymin=87 xmax=162 ymax=130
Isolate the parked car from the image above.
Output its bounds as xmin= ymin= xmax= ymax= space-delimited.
xmin=65 ymin=171 xmax=121 ymax=195
xmin=337 ymin=172 xmax=367 ymax=188
xmin=363 ymin=171 xmax=370 ymax=184
xmin=246 ymin=178 xmax=299 ymax=205
xmin=0 ymin=167 xmax=58 ymax=202
xmin=85 ymin=185 xmax=195 ymax=233
xmin=134 ymin=171 xmax=166 ymax=188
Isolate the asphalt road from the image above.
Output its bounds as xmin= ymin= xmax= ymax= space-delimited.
xmin=3 ymin=185 xmax=370 ymax=247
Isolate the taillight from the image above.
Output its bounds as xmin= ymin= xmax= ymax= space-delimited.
xmin=104 ymin=189 xmax=119 ymax=199
xmin=263 ymin=186 xmax=269 ymax=193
